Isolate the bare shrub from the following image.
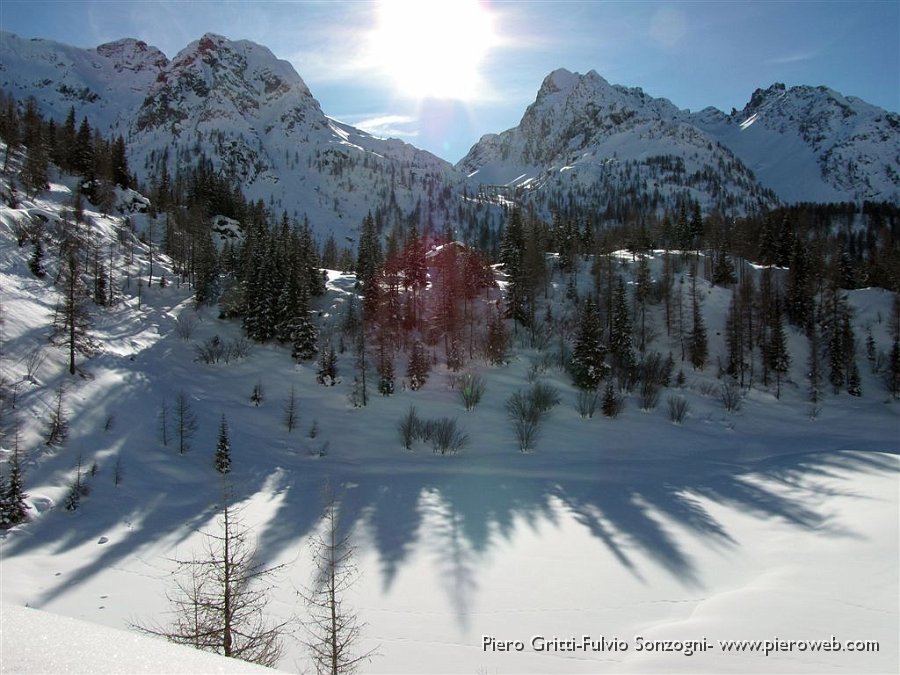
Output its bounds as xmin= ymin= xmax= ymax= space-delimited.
xmin=506 ymin=382 xmax=559 ymax=452
xmin=459 ymin=372 xmax=486 ymax=411
xmin=195 ymin=335 xmax=252 ymax=364
xmin=529 ymin=381 xmax=561 ymax=414
xmin=174 ymin=312 xmax=200 ymax=340
xmin=398 ymin=406 xmax=421 ymax=450
xmin=428 ymin=418 xmax=469 ymax=454
xmin=638 ymin=379 xmax=661 ymax=411
xmin=668 ymin=395 xmax=689 ymax=424
xmin=720 ymin=382 xmax=743 ymax=413
xmin=24 ymin=347 xmax=45 ymax=383
xmin=576 ymin=387 xmax=600 ymax=418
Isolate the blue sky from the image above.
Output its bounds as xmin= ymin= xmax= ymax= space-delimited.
xmin=1 ymin=0 xmax=898 ymax=163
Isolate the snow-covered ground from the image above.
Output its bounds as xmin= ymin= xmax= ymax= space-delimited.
xmin=0 ymin=173 xmax=897 ymax=674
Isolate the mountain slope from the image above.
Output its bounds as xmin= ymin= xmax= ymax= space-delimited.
xmin=457 ymin=69 xmax=780 ymax=217
xmin=1 ymin=32 xmax=460 ymax=242
xmin=694 ymin=83 xmax=900 ymax=204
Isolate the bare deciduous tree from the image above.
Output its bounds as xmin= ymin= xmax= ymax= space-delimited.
xmin=300 ymin=487 xmax=376 ymax=675
xmin=135 ymin=496 xmax=288 ymax=667
xmin=174 ymin=390 xmax=197 ymax=454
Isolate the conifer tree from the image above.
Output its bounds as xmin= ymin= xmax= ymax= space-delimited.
xmin=29 ymin=238 xmax=46 ymax=278
xmin=174 ymin=390 xmax=198 ymax=454
xmin=316 ymin=345 xmax=338 ymax=386
xmin=284 ymin=386 xmax=299 ymax=432
xmin=214 ymin=414 xmax=231 ymax=474
xmin=689 ymin=274 xmax=708 ymax=370
xmin=484 ymin=307 xmax=509 ymax=365
xmin=53 ymin=234 xmax=92 ymax=375
xmin=377 ymin=346 xmax=394 ymax=396
xmin=609 ymin=277 xmax=635 ymax=373
xmin=601 ymin=382 xmax=619 ymax=418
xmin=0 ymin=426 xmax=29 ymax=528
xmin=406 ymin=341 xmax=430 ymax=391
xmin=570 ymin=296 xmax=608 ymax=390
xmin=299 ymin=487 xmax=374 ymax=675
xmin=807 ymin=324 xmax=823 ymax=406
xmin=765 ymin=298 xmax=790 ymax=399
xmin=355 ymin=212 xmax=382 ymax=287
xmin=499 ymin=208 xmax=528 ymax=327
xmin=20 ymin=131 xmax=49 ymax=198
xmin=136 ymin=496 xmax=287 ymax=667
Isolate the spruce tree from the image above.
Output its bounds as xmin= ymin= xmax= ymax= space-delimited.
xmin=214 ymin=414 xmax=231 ymax=474
xmin=570 ymin=296 xmax=608 ymax=390
xmin=765 ymin=298 xmax=790 ymax=399
xmin=290 ymin=296 xmax=319 ymax=363
xmin=0 ymin=429 xmax=29 ymax=528
xmin=689 ymin=274 xmax=708 ymax=370
xmin=609 ymin=277 xmax=635 ymax=373
xmin=29 ymin=238 xmax=46 ymax=278
xmin=601 ymin=382 xmax=619 ymax=418
xmin=406 ymin=341 xmax=430 ymax=391
xmin=316 ymin=345 xmax=338 ymax=386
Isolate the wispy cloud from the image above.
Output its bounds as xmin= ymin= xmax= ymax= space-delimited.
xmin=763 ymin=51 xmax=818 ymax=66
xmin=340 ymin=114 xmax=420 ymax=139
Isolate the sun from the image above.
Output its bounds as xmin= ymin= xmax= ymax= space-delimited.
xmin=368 ymin=0 xmax=497 ymax=101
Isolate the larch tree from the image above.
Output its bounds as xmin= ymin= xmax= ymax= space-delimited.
xmin=300 ymin=487 xmax=375 ymax=675
xmin=174 ymin=390 xmax=198 ymax=454
xmin=136 ymin=494 xmax=288 ymax=667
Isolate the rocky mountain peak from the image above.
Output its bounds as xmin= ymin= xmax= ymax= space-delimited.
xmin=95 ymin=38 xmax=169 ymax=74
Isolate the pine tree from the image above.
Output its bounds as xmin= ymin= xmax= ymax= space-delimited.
xmin=689 ymin=274 xmax=708 ymax=370
xmin=284 ymin=386 xmax=299 ymax=432
xmin=29 ymin=238 xmax=46 ymax=278
xmin=765 ymin=298 xmax=791 ymax=399
xmin=601 ymin=382 xmax=619 ymax=418
xmin=0 ymin=427 xmax=29 ymax=528
xmin=609 ymin=277 xmax=635 ymax=373
xmin=406 ymin=341 xmax=430 ymax=391
xmin=377 ymin=349 xmax=394 ymax=396
xmin=725 ymin=294 xmax=744 ymax=383
xmin=53 ymin=237 xmax=92 ymax=375
xmin=355 ymin=212 xmax=382 ymax=287
xmin=20 ymin=131 xmax=49 ymax=198
xmin=316 ymin=345 xmax=338 ymax=386
xmin=484 ymin=307 xmax=509 ymax=365
xmin=291 ymin=309 xmax=319 ymax=362
xmin=214 ymin=415 xmax=231 ymax=474
xmin=887 ymin=338 xmax=900 ymax=398
xmin=499 ymin=208 xmax=529 ymax=327
xmin=45 ymin=383 xmax=69 ymax=447
xmin=807 ymin=323 xmax=823 ymax=407
xmin=570 ymin=296 xmax=608 ymax=390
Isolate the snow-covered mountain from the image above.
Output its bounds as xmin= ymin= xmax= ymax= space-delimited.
xmin=457 ymin=69 xmax=779 ymax=216
xmin=693 ymin=83 xmax=900 ymax=204
xmin=458 ymin=68 xmax=900 ymax=214
xmin=0 ymin=32 xmax=460 ymax=242
xmin=0 ymin=32 xmax=167 ymax=131
xmin=3 ymin=33 xmax=898 ymax=239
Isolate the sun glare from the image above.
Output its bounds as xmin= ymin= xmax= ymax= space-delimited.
xmin=369 ymin=0 xmax=497 ymax=101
